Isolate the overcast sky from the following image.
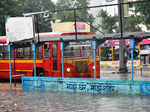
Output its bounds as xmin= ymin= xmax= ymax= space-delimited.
xmin=51 ymin=0 xmax=57 ymax=3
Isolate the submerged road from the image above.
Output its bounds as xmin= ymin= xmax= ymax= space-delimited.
xmin=101 ymin=67 xmax=150 ymax=81
xmin=0 ymin=67 xmax=150 ymax=90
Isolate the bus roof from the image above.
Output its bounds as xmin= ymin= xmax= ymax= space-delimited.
xmin=0 ymin=32 xmax=95 ymax=44
xmin=36 ymin=32 xmax=95 ymax=37
xmin=139 ymin=39 xmax=150 ymax=45
xmin=2 ymin=31 xmax=150 ymax=45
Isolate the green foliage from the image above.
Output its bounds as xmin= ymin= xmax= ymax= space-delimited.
xmin=0 ymin=0 xmax=21 ymax=16
xmin=135 ymin=2 xmax=150 ymax=29
xmin=20 ymin=0 xmax=55 ymax=32
xmin=21 ymin=0 xmax=55 ymax=14
xmin=124 ymin=15 xmax=142 ymax=32
xmin=56 ymin=0 xmax=90 ymax=21
xmin=56 ymin=0 xmax=95 ymax=32
xmin=99 ymin=9 xmax=142 ymax=34
xmin=0 ymin=16 xmax=6 ymax=36
xmin=98 ymin=10 xmax=118 ymax=33
xmin=0 ymin=0 xmax=21 ymax=35
xmin=0 ymin=0 xmax=55 ymax=35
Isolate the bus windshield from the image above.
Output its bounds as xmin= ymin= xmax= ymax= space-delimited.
xmin=64 ymin=42 xmax=93 ymax=57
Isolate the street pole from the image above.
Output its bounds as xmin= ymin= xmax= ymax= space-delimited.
xmin=118 ymin=0 xmax=128 ymax=73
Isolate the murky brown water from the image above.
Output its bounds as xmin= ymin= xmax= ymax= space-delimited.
xmin=0 ymin=68 xmax=150 ymax=112
xmin=0 ymin=84 xmax=150 ymax=112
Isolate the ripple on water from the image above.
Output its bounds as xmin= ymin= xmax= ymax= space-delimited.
xmin=0 ymin=90 xmax=150 ymax=112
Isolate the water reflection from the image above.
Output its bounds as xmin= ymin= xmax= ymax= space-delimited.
xmin=119 ymin=73 xmax=129 ymax=80
xmin=0 ymin=89 xmax=150 ymax=112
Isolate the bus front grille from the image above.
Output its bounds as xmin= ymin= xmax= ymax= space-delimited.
xmin=74 ymin=61 xmax=88 ymax=73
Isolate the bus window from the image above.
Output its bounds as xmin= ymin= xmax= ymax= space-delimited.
xmin=16 ymin=48 xmax=23 ymax=58
xmin=0 ymin=46 xmax=2 ymax=58
xmin=53 ymin=60 xmax=57 ymax=70
xmin=52 ymin=44 xmax=57 ymax=70
xmin=4 ymin=46 xmax=8 ymax=59
xmin=74 ymin=47 xmax=80 ymax=56
xmin=0 ymin=45 xmax=14 ymax=59
xmin=37 ymin=45 xmax=42 ymax=59
xmin=64 ymin=47 xmax=73 ymax=56
xmin=64 ymin=45 xmax=93 ymax=57
xmin=24 ymin=46 xmax=32 ymax=59
xmin=44 ymin=44 xmax=50 ymax=59
xmin=52 ymin=44 xmax=57 ymax=57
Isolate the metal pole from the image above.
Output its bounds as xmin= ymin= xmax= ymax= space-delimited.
xmin=8 ymin=44 xmax=12 ymax=88
xmin=74 ymin=9 xmax=77 ymax=40
xmin=60 ymin=42 xmax=64 ymax=78
xmin=35 ymin=15 xmax=40 ymax=42
xmin=32 ymin=15 xmax=36 ymax=77
xmin=118 ymin=0 xmax=128 ymax=73
xmin=32 ymin=43 xmax=36 ymax=76
xmin=130 ymin=39 xmax=134 ymax=81
xmin=92 ymin=40 xmax=97 ymax=79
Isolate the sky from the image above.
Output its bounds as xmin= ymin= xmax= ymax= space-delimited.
xmin=51 ymin=0 xmax=57 ymax=3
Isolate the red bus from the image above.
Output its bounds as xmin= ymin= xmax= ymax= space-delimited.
xmin=0 ymin=32 xmax=100 ymax=79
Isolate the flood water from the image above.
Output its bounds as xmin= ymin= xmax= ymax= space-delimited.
xmin=0 ymin=88 xmax=150 ymax=112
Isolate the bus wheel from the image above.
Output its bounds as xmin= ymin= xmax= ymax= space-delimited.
xmin=36 ymin=68 xmax=45 ymax=76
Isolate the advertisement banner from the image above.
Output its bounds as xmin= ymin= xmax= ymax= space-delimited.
xmin=6 ymin=17 xmax=34 ymax=42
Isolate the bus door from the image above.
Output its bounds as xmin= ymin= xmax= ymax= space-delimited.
xmin=50 ymin=43 xmax=61 ymax=77
xmin=43 ymin=43 xmax=51 ymax=75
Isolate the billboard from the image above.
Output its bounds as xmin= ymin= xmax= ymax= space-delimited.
xmin=6 ymin=17 xmax=34 ymax=42
xmin=51 ymin=22 xmax=90 ymax=32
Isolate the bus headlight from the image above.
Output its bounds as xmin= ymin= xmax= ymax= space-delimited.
xmin=66 ymin=68 xmax=70 ymax=72
xmin=93 ymin=66 xmax=95 ymax=69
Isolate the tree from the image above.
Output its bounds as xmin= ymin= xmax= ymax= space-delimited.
xmin=124 ymin=15 xmax=142 ymax=32
xmin=0 ymin=0 xmax=21 ymax=16
xmin=0 ymin=0 xmax=21 ymax=35
xmin=98 ymin=9 xmax=142 ymax=34
xmin=0 ymin=0 xmax=55 ymax=35
xmin=135 ymin=1 xmax=150 ymax=29
xmin=98 ymin=10 xmax=118 ymax=34
xmin=56 ymin=0 xmax=90 ymax=21
xmin=20 ymin=0 xmax=55 ymax=32
xmin=55 ymin=0 xmax=95 ymax=32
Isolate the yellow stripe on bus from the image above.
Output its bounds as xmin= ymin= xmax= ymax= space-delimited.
xmin=0 ymin=69 xmax=32 ymax=72
xmin=0 ymin=69 xmax=9 ymax=72
xmin=16 ymin=70 xmax=32 ymax=72
xmin=0 ymin=60 xmax=43 ymax=63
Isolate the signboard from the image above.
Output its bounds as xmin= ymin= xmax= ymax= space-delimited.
xmin=108 ymin=40 xmax=130 ymax=46
xmin=140 ymin=49 xmax=150 ymax=55
xmin=6 ymin=17 xmax=34 ymax=42
xmin=51 ymin=22 xmax=90 ymax=32
xmin=76 ymin=23 xmax=86 ymax=31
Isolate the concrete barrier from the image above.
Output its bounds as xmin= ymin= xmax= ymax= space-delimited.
xmin=22 ymin=76 xmax=150 ymax=95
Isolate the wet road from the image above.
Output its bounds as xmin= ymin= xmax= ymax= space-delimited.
xmin=0 ymin=68 xmax=150 ymax=112
xmin=0 ymin=88 xmax=150 ymax=112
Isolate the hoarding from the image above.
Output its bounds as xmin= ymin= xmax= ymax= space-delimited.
xmin=6 ymin=17 xmax=34 ymax=42
xmin=51 ymin=22 xmax=90 ymax=32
